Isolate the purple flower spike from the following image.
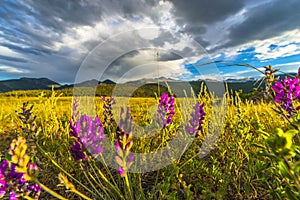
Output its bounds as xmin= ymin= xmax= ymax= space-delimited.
xmin=272 ymin=75 xmax=300 ymax=117
xmin=69 ymin=114 xmax=106 ymax=160
xmin=0 ymin=136 xmax=42 ymax=199
xmin=157 ymin=93 xmax=175 ymax=127
xmin=115 ymin=107 xmax=134 ymax=177
xmin=186 ymin=102 xmax=205 ymax=137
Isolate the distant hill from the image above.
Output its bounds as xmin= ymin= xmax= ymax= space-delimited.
xmin=102 ymin=79 xmax=115 ymax=84
xmin=60 ymin=79 xmax=116 ymax=89
xmin=126 ymin=77 xmax=177 ymax=84
xmin=0 ymin=73 xmax=296 ymax=96
xmin=0 ymin=76 xmax=261 ymax=95
xmin=0 ymin=77 xmax=60 ymax=92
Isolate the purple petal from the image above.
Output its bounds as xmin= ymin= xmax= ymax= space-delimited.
xmin=118 ymin=166 xmax=125 ymax=176
xmin=116 ymin=140 xmax=121 ymax=152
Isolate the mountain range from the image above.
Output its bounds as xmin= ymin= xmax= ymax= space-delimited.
xmin=0 ymin=78 xmax=116 ymax=93
xmin=0 ymin=73 xmax=296 ymax=94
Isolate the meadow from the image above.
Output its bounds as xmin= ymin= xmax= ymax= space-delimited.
xmin=0 ymin=72 xmax=300 ymax=199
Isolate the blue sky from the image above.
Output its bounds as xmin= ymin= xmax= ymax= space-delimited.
xmin=0 ymin=0 xmax=300 ymax=84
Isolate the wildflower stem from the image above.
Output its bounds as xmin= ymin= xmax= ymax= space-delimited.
xmin=179 ymin=149 xmax=201 ymax=169
xmin=139 ymin=175 xmax=144 ymax=198
xmin=99 ymin=154 xmax=119 ymax=187
xmin=87 ymin=159 xmax=104 ymax=185
xmin=36 ymin=142 xmax=96 ymax=196
xmin=177 ymin=142 xmax=191 ymax=164
xmin=90 ymin=159 xmax=125 ymax=199
xmin=124 ymin=174 xmax=133 ymax=199
xmin=152 ymin=169 xmax=160 ymax=196
xmin=23 ymin=196 xmax=35 ymax=200
xmin=86 ymin=160 xmax=120 ymax=199
xmin=283 ymin=157 xmax=300 ymax=191
xmin=81 ymin=165 xmax=107 ymax=199
xmin=34 ymin=179 xmax=68 ymax=200
xmin=69 ymin=187 xmax=93 ymax=200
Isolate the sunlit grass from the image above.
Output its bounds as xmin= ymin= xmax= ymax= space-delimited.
xmin=0 ymin=86 xmax=296 ymax=199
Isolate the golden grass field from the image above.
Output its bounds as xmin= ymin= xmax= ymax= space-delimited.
xmin=0 ymin=88 xmax=296 ymax=199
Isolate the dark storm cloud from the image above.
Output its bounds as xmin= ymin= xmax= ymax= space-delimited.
xmin=0 ymin=0 xmax=168 ymax=83
xmin=23 ymin=53 xmax=85 ymax=83
xmin=183 ymin=25 xmax=206 ymax=35
xmin=0 ymin=0 xmax=298 ymax=83
xmin=151 ymin=30 xmax=181 ymax=46
xmin=171 ymin=0 xmax=245 ymax=24
xmin=158 ymin=52 xmax=182 ymax=61
xmin=224 ymin=0 xmax=300 ymax=48
xmin=117 ymin=0 xmax=159 ymax=19
xmin=0 ymin=0 xmax=106 ymax=82
xmin=193 ymin=36 xmax=210 ymax=48
xmin=0 ymin=1 xmax=61 ymax=55
xmin=21 ymin=0 xmax=160 ymax=32
xmin=169 ymin=0 xmax=246 ymax=48
xmin=108 ymin=50 xmax=140 ymax=67
xmin=23 ymin=0 xmax=104 ymax=30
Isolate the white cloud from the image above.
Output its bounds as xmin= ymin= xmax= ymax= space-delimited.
xmin=212 ymin=29 xmax=300 ymax=62
xmin=274 ymin=61 xmax=300 ymax=67
xmin=0 ymin=65 xmax=27 ymax=73
xmin=0 ymin=46 xmax=25 ymax=58
xmin=274 ymin=61 xmax=300 ymax=73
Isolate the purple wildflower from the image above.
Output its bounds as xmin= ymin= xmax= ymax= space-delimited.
xmin=272 ymin=75 xmax=300 ymax=117
xmin=71 ymin=141 xmax=86 ymax=161
xmin=186 ymin=102 xmax=205 ymax=137
xmin=70 ymin=115 xmax=105 ymax=160
xmin=0 ymin=160 xmax=8 ymax=172
xmin=8 ymin=164 xmax=26 ymax=185
xmin=0 ymin=160 xmax=8 ymax=198
xmin=9 ymin=192 xmax=17 ymax=200
xmin=0 ymin=159 xmax=42 ymax=199
xmin=28 ymin=183 xmax=42 ymax=198
xmin=115 ymin=107 xmax=134 ymax=177
xmin=157 ymin=93 xmax=175 ymax=127
xmin=0 ymin=137 xmax=42 ymax=199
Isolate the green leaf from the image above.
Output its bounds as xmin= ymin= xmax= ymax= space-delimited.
xmin=285 ymin=187 xmax=299 ymax=200
xmin=185 ymin=184 xmax=194 ymax=200
xmin=244 ymin=181 xmax=250 ymax=195
xmin=166 ymin=191 xmax=177 ymax=200
xmin=278 ymin=161 xmax=293 ymax=180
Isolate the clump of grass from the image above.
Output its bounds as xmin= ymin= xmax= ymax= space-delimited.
xmin=1 ymin=65 xmax=300 ymax=199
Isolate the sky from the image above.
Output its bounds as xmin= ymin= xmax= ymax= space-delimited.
xmin=0 ymin=0 xmax=300 ymax=84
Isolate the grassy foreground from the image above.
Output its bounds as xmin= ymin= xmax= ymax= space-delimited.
xmin=0 ymin=82 xmax=299 ymax=199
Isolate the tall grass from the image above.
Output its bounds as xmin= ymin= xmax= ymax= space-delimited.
xmin=0 ymin=77 xmax=298 ymax=199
